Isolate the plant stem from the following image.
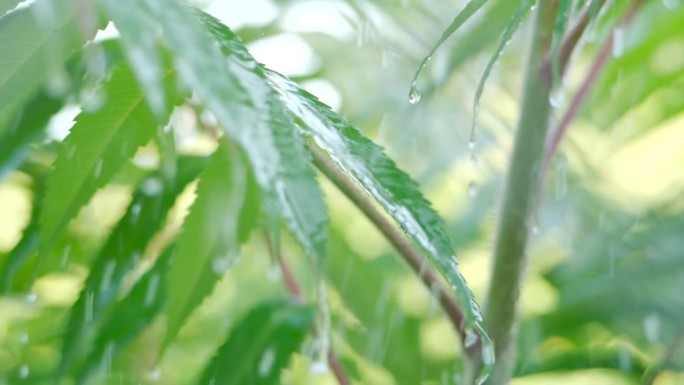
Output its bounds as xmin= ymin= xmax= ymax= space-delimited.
xmin=263 ymin=230 xmax=351 ymax=385
xmin=307 ymin=142 xmax=482 ymax=360
xmin=479 ymin=2 xmax=558 ymax=384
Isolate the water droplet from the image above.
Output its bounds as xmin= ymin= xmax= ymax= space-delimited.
xmin=475 ymin=326 xmax=495 ymax=385
xmin=100 ymin=261 xmax=116 ymax=292
xmin=612 ymin=27 xmax=624 ymax=58
xmin=549 ymin=87 xmax=564 ymax=108
xmin=141 ymin=177 xmax=163 ymax=196
xmin=617 ymin=345 xmax=632 ymax=372
xmin=311 ymin=280 xmax=330 ymax=375
xmin=555 ymin=153 xmax=568 ymax=200
xmin=61 ymin=244 xmax=72 ymax=267
xmin=19 ymin=333 xmax=29 ymax=344
xmin=464 ymin=328 xmax=478 ymax=348
xmin=25 ymin=293 xmax=37 ymax=303
xmin=643 ymin=313 xmax=661 ymax=343
xmin=149 ymin=368 xmax=161 ymax=382
xmin=468 ymin=139 xmax=476 ymax=150
xmin=144 ymin=273 xmax=160 ymax=307
xmin=19 ymin=364 xmax=29 ymax=379
xmin=467 ymin=181 xmax=479 ymax=198
xmin=408 ymin=83 xmax=421 ymax=104
xmin=45 ymin=70 xmax=71 ymax=96
xmin=130 ymin=203 xmax=142 ymax=223
xmin=94 ymin=159 xmax=103 ymax=177
xmin=258 ymin=347 xmax=276 ymax=377
xmin=85 ymin=291 xmax=94 ymax=323
xmin=662 ymin=0 xmax=680 ymax=9
xmin=266 ymin=262 xmax=282 ymax=282
xmin=212 ymin=255 xmax=233 ymax=276
xmin=80 ymin=87 xmax=105 ymax=111
xmin=531 ymin=225 xmax=540 ymax=235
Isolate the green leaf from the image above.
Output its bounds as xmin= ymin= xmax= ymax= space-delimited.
xmin=0 ymin=91 xmax=62 ymax=181
xmin=0 ymin=207 xmax=40 ymax=293
xmin=265 ymin=70 xmax=483 ymax=329
xmin=98 ymin=0 xmax=168 ymax=117
xmin=78 ymin=245 xmax=174 ymax=384
xmin=410 ymin=0 xmax=491 ymax=93
xmin=0 ymin=0 xmax=99 ymax=123
xmin=164 ymin=142 xmax=257 ymax=347
xmin=59 ymin=156 xmax=207 ymax=375
xmin=472 ymin=0 xmax=533 ymax=142
xmin=133 ymin=4 xmax=327 ymax=261
xmin=40 ymin=56 xmax=181 ymax=260
xmin=197 ymin=299 xmax=314 ymax=385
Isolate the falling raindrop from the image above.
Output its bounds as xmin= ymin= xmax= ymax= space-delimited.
xmin=617 ymin=346 xmax=632 ymax=372
xmin=144 ymin=273 xmax=160 ymax=307
xmin=662 ymin=0 xmax=681 ymax=9
xmin=212 ymin=255 xmax=232 ymax=276
xmin=612 ymin=27 xmax=624 ymax=58
xmin=467 ymin=181 xmax=479 ymax=198
xmin=61 ymin=244 xmax=72 ymax=267
xmin=149 ymin=368 xmax=161 ymax=382
xmin=643 ymin=313 xmax=661 ymax=343
xmin=310 ymin=280 xmax=330 ymax=375
xmin=94 ymin=159 xmax=103 ymax=177
xmin=85 ymin=291 xmax=94 ymax=323
xmin=130 ymin=203 xmax=142 ymax=223
xmin=408 ymin=83 xmax=421 ymax=104
xmin=25 ymin=292 xmax=37 ymax=303
xmin=555 ymin=153 xmax=568 ymax=200
xmin=45 ymin=69 xmax=71 ymax=97
xmin=100 ymin=261 xmax=116 ymax=292
xmin=258 ymin=347 xmax=276 ymax=377
xmin=141 ymin=177 xmax=163 ymax=196
xmin=19 ymin=364 xmax=29 ymax=379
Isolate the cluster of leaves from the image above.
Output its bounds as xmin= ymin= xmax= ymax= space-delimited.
xmin=0 ymin=0 xmax=487 ymax=383
xmin=1 ymin=0 xmax=684 ymax=384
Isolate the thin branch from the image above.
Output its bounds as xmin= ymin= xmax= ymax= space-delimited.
xmin=642 ymin=326 xmax=684 ymax=385
xmin=307 ymin=142 xmax=481 ymax=360
xmin=540 ymin=0 xmax=608 ymax=86
xmin=541 ymin=0 xmax=643 ymax=180
xmin=263 ymin=230 xmax=350 ymax=385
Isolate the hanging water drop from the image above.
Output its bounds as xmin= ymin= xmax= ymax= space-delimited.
xmin=141 ymin=177 xmax=163 ymax=196
xmin=643 ymin=313 xmax=661 ymax=343
xmin=475 ymin=326 xmax=495 ymax=385
xmin=19 ymin=333 xmax=29 ymax=344
xmin=408 ymin=83 xmax=421 ymax=104
xmin=467 ymin=181 xmax=479 ymax=198
xmin=612 ymin=27 xmax=624 ymax=58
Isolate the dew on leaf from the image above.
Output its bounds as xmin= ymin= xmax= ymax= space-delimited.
xmin=613 ymin=27 xmax=624 ymax=58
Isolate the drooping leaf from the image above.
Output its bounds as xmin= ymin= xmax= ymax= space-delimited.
xmin=197 ymin=298 xmax=314 ymax=385
xmin=471 ymin=0 xmax=533 ymax=142
xmin=0 ymin=0 xmax=100 ymax=124
xmin=163 ymin=142 xmax=257 ymax=347
xmin=40 ymin=55 xmax=182 ymax=260
xmin=78 ymin=245 xmax=174 ymax=384
xmin=265 ymin=70 xmax=483 ymax=329
xmin=130 ymin=3 xmax=327 ymax=261
xmin=59 ymin=155 xmax=207 ymax=375
xmin=0 ymin=92 xmax=62 ymax=181
xmin=98 ymin=0 xmax=168 ymax=117
xmin=409 ymin=0 xmax=491 ymax=94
